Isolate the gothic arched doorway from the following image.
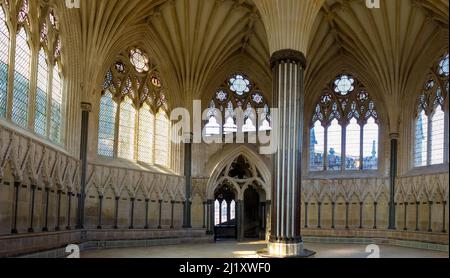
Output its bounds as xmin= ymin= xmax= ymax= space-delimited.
xmin=213 ymin=184 xmax=237 ymax=240
xmin=207 ymin=153 xmax=270 ymax=241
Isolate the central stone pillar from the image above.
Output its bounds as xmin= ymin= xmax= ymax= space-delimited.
xmin=267 ymin=49 xmax=313 ymax=257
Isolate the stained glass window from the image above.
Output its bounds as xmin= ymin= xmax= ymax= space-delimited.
xmin=12 ymin=28 xmax=30 ymax=127
xmin=98 ymin=91 xmax=117 ymax=157
xmin=0 ymin=6 xmax=9 ymax=118
xmin=414 ymin=53 xmax=448 ymax=167
xmin=137 ymin=103 xmax=154 ymax=164
xmin=130 ymin=48 xmax=149 ymax=73
xmin=154 ymin=110 xmax=170 ymax=167
xmin=35 ymin=48 xmax=48 ymax=136
xmin=118 ymin=96 xmax=136 ymax=160
xmin=310 ymin=74 xmax=379 ymax=172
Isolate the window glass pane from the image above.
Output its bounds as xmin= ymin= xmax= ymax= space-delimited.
xmin=430 ymin=106 xmax=445 ymax=165
xmin=50 ymin=65 xmax=62 ymax=143
xmin=155 ymin=110 xmax=170 ymax=167
xmin=363 ymin=117 xmax=378 ymax=170
xmin=34 ymin=49 xmax=48 ymax=137
xmin=0 ymin=7 xmax=9 ymax=118
xmin=205 ymin=116 xmax=221 ymax=136
xmin=414 ymin=111 xmax=428 ymax=167
xmin=230 ymin=200 xmax=235 ymax=221
xmin=118 ymin=97 xmax=136 ymax=160
xmin=242 ymin=118 xmax=256 ymax=132
xmin=98 ymin=91 xmax=117 ymax=157
xmin=221 ymin=201 xmax=228 ymax=224
xmin=12 ymin=28 xmax=30 ymax=127
xmin=345 ymin=118 xmax=361 ymax=170
xmin=214 ymin=200 xmax=220 ymax=226
xmin=137 ymin=104 xmax=154 ymax=164
xmin=327 ymin=119 xmax=342 ymax=170
xmin=223 ymin=116 xmax=237 ymax=134
xmin=310 ymin=121 xmax=324 ymax=171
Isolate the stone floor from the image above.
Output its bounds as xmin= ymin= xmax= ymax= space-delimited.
xmin=81 ymin=240 xmax=449 ymax=258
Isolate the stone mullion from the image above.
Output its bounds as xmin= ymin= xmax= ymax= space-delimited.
xmin=341 ymin=125 xmax=346 ymax=171
xmin=426 ymin=116 xmax=432 ymax=165
xmin=27 ymin=45 xmax=38 ymax=131
xmin=323 ymin=126 xmax=328 ymax=170
xmin=359 ymin=125 xmax=364 ymax=170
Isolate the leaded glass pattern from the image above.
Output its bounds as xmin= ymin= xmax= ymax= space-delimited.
xmin=50 ymin=65 xmax=62 ymax=143
xmin=137 ymin=104 xmax=154 ymax=164
xmin=0 ymin=6 xmax=9 ymax=118
xmin=155 ymin=110 xmax=169 ymax=167
xmin=207 ymin=73 xmax=270 ymax=135
xmin=98 ymin=91 xmax=117 ymax=157
xmin=35 ymin=48 xmax=48 ymax=136
xmin=414 ymin=52 xmax=449 ymax=167
xmin=310 ymin=73 xmax=379 ymax=172
xmin=12 ymin=28 xmax=30 ymax=127
xmin=118 ymin=97 xmax=136 ymax=160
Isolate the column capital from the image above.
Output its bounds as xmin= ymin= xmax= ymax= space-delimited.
xmin=81 ymin=102 xmax=92 ymax=112
xmin=389 ymin=133 xmax=400 ymax=140
xmin=270 ymin=49 xmax=307 ymax=69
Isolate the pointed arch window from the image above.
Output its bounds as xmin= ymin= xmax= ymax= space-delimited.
xmin=155 ymin=109 xmax=170 ymax=167
xmin=0 ymin=6 xmax=9 ymax=118
xmin=206 ymin=73 xmax=271 ymax=136
xmin=98 ymin=48 xmax=171 ymax=168
xmin=118 ymin=96 xmax=136 ymax=160
xmin=50 ymin=64 xmax=62 ymax=143
xmin=11 ymin=27 xmax=30 ymax=127
xmin=309 ymin=74 xmax=380 ymax=172
xmin=414 ymin=53 xmax=449 ymax=167
xmin=98 ymin=91 xmax=117 ymax=157
xmin=34 ymin=48 xmax=48 ymax=136
xmin=138 ymin=103 xmax=154 ymax=164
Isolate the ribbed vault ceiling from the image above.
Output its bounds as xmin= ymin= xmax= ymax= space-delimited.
xmin=54 ymin=0 xmax=448 ymax=131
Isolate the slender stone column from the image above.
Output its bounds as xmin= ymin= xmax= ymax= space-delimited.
xmin=28 ymin=185 xmax=37 ymax=232
xmin=404 ymin=202 xmax=409 ymax=231
xmin=157 ymin=200 xmax=163 ymax=229
xmin=206 ymin=200 xmax=214 ymax=235
xmin=236 ymin=200 xmax=245 ymax=241
xmin=144 ymin=199 xmax=150 ymax=229
xmin=66 ymin=192 xmax=72 ymax=230
xmin=183 ymin=134 xmax=192 ymax=228
xmin=415 ymin=201 xmax=419 ymax=231
xmin=55 ymin=190 xmax=62 ymax=231
xmin=303 ymin=202 xmax=308 ymax=228
xmin=129 ymin=198 xmax=135 ymax=229
xmin=345 ymin=202 xmax=350 ymax=229
xmin=170 ymin=201 xmax=175 ymax=229
xmin=202 ymin=201 xmax=207 ymax=229
xmin=373 ymin=202 xmax=378 ymax=229
xmin=427 ymin=201 xmax=433 ymax=232
xmin=442 ymin=201 xmax=447 ymax=233
xmin=114 ymin=196 xmax=120 ymax=229
xmin=388 ymin=133 xmax=398 ymax=229
xmin=359 ymin=202 xmax=364 ymax=229
xmin=42 ymin=188 xmax=50 ymax=232
xmin=331 ymin=202 xmax=336 ymax=229
xmin=268 ymin=50 xmax=307 ymax=257
xmin=97 ymin=195 xmax=103 ymax=229
xmin=77 ymin=103 xmax=91 ymax=229
xmin=11 ymin=182 xmax=20 ymax=234
xmin=317 ymin=202 xmax=322 ymax=229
